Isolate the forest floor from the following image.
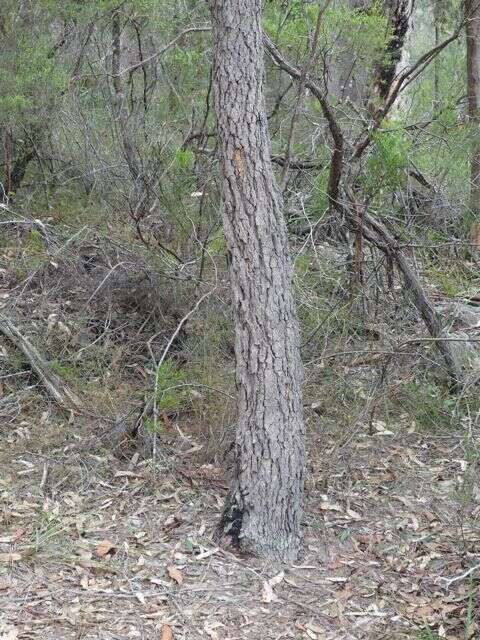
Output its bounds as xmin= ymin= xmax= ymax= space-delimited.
xmin=0 ymin=412 xmax=479 ymax=640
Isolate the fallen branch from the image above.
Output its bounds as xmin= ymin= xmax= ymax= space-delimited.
xmin=343 ymin=194 xmax=463 ymax=391
xmin=0 ymin=314 xmax=84 ymax=413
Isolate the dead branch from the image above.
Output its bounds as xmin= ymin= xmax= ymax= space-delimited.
xmin=343 ymin=192 xmax=463 ymax=390
xmin=264 ymin=33 xmax=344 ymax=206
xmin=0 ymin=314 xmax=84 ymax=413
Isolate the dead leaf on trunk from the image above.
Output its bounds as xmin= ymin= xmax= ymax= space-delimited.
xmin=167 ymin=565 xmax=183 ymax=585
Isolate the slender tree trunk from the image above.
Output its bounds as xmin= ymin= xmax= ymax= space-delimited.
xmin=466 ymin=0 xmax=480 ymax=222
xmin=433 ymin=1 xmax=441 ymax=110
xmin=111 ymin=11 xmax=148 ymax=215
xmin=3 ymin=128 xmax=13 ymax=202
xmin=211 ymin=0 xmax=305 ymax=561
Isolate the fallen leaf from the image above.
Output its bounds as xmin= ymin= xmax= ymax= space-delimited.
xmin=95 ymin=540 xmax=116 ymax=558
xmin=203 ymin=621 xmax=224 ymax=640
xmin=135 ymin=592 xmax=146 ymax=606
xmin=262 ymin=580 xmax=276 ymax=603
xmin=346 ymin=508 xmax=362 ymax=520
xmin=306 ymin=622 xmax=325 ymax=635
xmin=261 ymin=571 xmax=284 ymax=603
xmin=0 ymin=553 xmax=21 ymax=563
xmin=269 ymin=570 xmax=285 ymax=586
xmin=195 ymin=547 xmax=219 ymax=560
xmin=161 ymin=624 xmax=173 ymax=640
xmin=167 ymin=565 xmax=183 ymax=585
xmin=0 ymin=578 xmax=11 ymax=590
xmin=114 ymin=471 xmax=142 ymax=478
xmin=319 ymin=501 xmax=343 ymax=512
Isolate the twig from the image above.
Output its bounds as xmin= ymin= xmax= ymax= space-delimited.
xmin=111 ymin=26 xmax=211 ymax=77
xmin=439 ymin=563 xmax=480 ymax=589
xmin=40 ymin=462 xmax=49 ymax=493
xmin=147 ymin=289 xmax=214 ymax=470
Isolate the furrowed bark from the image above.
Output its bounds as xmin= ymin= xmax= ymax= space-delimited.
xmin=211 ymin=0 xmax=305 ymax=561
xmin=375 ymin=0 xmax=415 ymax=99
xmin=467 ymin=0 xmax=480 ymax=223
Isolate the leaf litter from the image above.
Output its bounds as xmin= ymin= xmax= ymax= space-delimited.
xmin=0 ymin=414 xmax=479 ymax=639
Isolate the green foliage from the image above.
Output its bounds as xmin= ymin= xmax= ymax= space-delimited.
xmin=0 ymin=8 xmax=68 ymax=123
xmin=50 ymin=360 xmax=78 ymax=381
xmin=142 ymin=360 xmax=186 ymax=434
xmin=264 ymin=0 xmax=390 ymax=76
xmin=396 ymin=381 xmax=457 ymax=431
xmin=363 ymin=122 xmax=411 ymax=194
xmin=173 ymin=148 xmax=195 ymax=170
xmin=424 ymin=262 xmax=475 ymax=299
xmin=326 ymin=1 xmax=391 ymax=64
xmin=154 ymin=359 xmax=186 ymax=412
xmin=307 ymin=169 xmax=330 ymax=220
xmin=207 ymin=229 xmax=226 ymax=255
xmin=416 ymin=630 xmax=441 ymax=640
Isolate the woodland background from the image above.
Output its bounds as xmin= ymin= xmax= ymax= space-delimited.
xmin=0 ymin=1 xmax=480 ymax=638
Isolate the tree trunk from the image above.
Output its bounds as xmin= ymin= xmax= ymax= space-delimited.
xmin=433 ymin=1 xmax=441 ymax=110
xmin=466 ymin=0 xmax=480 ymax=222
xmin=111 ymin=11 xmax=148 ymax=216
xmin=211 ymin=0 xmax=305 ymax=561
xmin=375 ymin=0 xmax=414 ymax=100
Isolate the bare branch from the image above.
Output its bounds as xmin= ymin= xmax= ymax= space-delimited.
xmin=264 ymin=33 xmax=344 ymax=206
xmin=112 ymin=26 xmax=211 ymax=78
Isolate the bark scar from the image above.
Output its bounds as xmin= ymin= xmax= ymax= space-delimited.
xmin=233 ymin=147 xmax=245 ymax=180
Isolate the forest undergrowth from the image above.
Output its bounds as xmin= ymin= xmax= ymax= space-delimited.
xmin=1 ymin=204 xmax=480 ymax=639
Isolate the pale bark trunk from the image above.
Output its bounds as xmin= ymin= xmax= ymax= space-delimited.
xmin=467 ymin=0 xmax=480 ymax=220
xmin=330 ymin=0 xmax=414 ymax=108
xmin=211 ymin=0 xmax=305 ymax=561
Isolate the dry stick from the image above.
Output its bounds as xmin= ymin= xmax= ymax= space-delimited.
xmin=264 ymin=34 xmax=343 ymax=206
xmin=0 ymin=315 xmax=84 ymax=413
xmin=357 ymin=206 xmax=463 ymax=390
xmin=137 ymin=290 xmax=213 ymax=466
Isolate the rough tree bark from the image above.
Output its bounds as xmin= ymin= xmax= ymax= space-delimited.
xmin=375 ymin=0 xmax=414 ymax=100
xmin=466 ymin=0 xmax=480 ymax=227
xmin=211 ymin=0 xmax=305 ymax=561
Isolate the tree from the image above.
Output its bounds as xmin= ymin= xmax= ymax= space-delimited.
xmin=210 ymin=0 xmax=305 ymax=561
xmin=466 ymin=0 xmax=480 ymax=226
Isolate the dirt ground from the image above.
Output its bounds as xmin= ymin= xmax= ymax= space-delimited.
xmin=0 ymin=412 xmax=479 ymax=640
